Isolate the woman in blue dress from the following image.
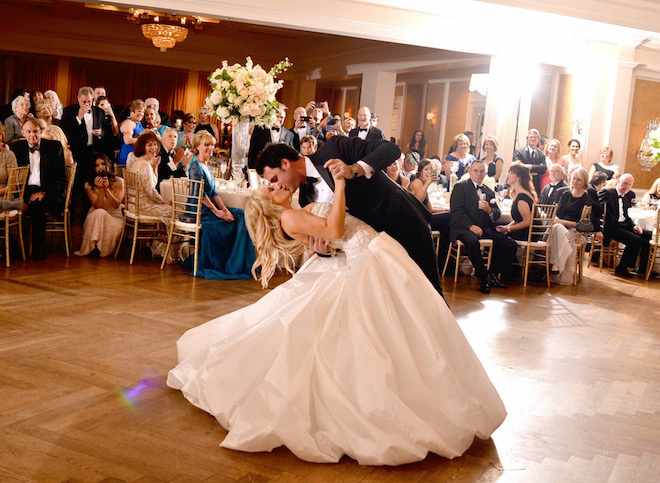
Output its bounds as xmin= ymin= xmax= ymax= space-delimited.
xmin=184 ymin=131 xmax=255 ymax=279
xmin=117 ymin=99 xmax=145 ymax=166
xmin=444 ymin=133 xmax=476 ymax=183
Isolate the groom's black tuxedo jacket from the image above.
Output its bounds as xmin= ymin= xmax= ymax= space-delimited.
xmin=302 ymin=136 xmax=441 ymax=293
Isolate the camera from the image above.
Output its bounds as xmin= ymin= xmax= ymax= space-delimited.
xmin=300 ymin=116 xmax=311 ymax=122
xmin=314 ymin=103 xmax=324 ymax=109
xmin=97 ymin=170 xmax=107 ymax=178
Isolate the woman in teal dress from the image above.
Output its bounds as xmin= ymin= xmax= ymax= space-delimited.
xmin=183 ymin=131 xmax=255 ymax=279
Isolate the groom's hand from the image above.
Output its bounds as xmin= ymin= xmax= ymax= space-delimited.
xmin=324 ymin=158 xmax=360 ymax=179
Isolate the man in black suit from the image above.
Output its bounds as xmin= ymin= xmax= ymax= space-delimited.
xmin=348 ymin=106 xmax=386 ymax=140
xmin=13 ymin=118 xmax=66 ymax=260
xmin=248 ymin=106 xmax=299 ymax=169
xmin=539 ymin=164 xmax=569 ymax=205
xmin=513 ymin=129 xmax=546 ymax=195
xmin=587 ymin=171 xmax=608 ymax=203
xmin=144 ymin=98 xmax=173 ymax=127
xmin=256 ymin=137 xmax=443 ymax=295
xmin=61 ymin=86 xmax=107 ymax=221
xmin=450 ymin=160 xmax=517 ymax=293
xmin=157 ymin=127 xmax=191 ymax=190
xmin=599 ymin=173 xmax=655 ymax=278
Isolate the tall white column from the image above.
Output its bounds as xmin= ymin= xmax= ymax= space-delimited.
xmin=359 ymin=69 xmax=397 ymax=139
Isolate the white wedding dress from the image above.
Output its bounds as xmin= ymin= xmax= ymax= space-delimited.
xmin=167 ymin=203 xmax=506 ymax=466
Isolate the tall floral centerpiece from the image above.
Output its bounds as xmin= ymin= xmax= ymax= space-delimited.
xmin=205 ymin=57 xmax=291 ymax=183
xmin=638 ymin=120 xmax=660 ymax=171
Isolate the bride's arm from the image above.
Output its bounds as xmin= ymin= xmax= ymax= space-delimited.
xmin=281 ymin=178 xmax=346 ymax=240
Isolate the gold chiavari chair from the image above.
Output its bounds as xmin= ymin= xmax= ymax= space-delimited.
xmin=515 ymin=203 xmax=558 ymax=287
xmin=0 ymin=166 xmax=29 ymax=267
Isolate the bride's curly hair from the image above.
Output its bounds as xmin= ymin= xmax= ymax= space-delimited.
xmin=245 ymin=190 xmax=306 ymax=288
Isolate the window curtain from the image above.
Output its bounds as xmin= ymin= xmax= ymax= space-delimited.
xmin=68 ymin=58 xmax=187 ymax=116
xmin=0 ymin=52 xmax=58 ymax=104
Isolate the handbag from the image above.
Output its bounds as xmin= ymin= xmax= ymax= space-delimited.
xmin=576 ymin=219 xmax=595 ymax=232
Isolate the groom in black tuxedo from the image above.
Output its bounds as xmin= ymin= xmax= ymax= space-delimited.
xmin=256 ymin=137 xmax=443 ymax=295
xmin=450 ymin=160 xmax=517 ymax=293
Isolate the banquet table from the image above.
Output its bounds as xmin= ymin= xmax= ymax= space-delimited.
xmin=628 ymin=208 xmax=658 ymax=233
xmin=159 ymin=179 xmax=252 ymax=210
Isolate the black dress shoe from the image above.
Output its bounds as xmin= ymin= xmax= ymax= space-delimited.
xmin=615 ymin=266 xmax=633 ymax=278
xmin=488 ymin=273 xmax=507 ymax=289
xmin=636 ymin=269 xmax=660 ymax=278
xmin=480 ymin=278 xmax=491 ymax=294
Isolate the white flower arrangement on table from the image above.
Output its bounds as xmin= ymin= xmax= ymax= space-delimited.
xmin=205 ymin=57 xmax=292 ymax=128
xmin=647 ymin=128 xmax=660 ymax=165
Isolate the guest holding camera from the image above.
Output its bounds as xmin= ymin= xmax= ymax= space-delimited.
xmin=75 ymin=153 xmax=125 ymax=257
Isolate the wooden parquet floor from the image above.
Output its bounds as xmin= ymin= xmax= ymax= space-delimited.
xmin=1 ymin=240 xmax=660 ymax=482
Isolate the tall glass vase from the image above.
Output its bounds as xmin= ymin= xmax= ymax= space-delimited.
xmin=231 ymin=119 xmax=249 ymax=188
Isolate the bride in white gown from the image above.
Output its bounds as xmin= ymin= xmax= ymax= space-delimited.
xmin=167 ymin=173 xmax=506 ymax=466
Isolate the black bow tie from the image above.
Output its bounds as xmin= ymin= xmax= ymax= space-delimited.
xmin=476 ymin=184 xmax=483 ymax=190
xmin=271 ymin=127 xmax=280 ymax=132
xmin=29 ymin=145 xmax=40 ymax=153
xmin=299 ymin=177 xmax=319 ymax=205
xmin=358 ymin=127 xmax=368 ymax=132
xmin=306 ymin=176 xmax=319 ymax=184
xmin=550 ymin=184 xmax=556 ymax=188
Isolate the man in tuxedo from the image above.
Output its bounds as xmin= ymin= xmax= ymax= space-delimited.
xmin=61 ymin=86 xmax=107 ymax=221
xmin=255 ymin=137 xmax=443 ymax=296
xmin=539 ymin=164 xmax=569 ymax=205
xmin=248 ymin=106 xmax=299 ymax=169
xmin=292 ymin=106 xmax=324 ymax=145
xmin=587 ymin=171 xmax=607 ymax=203
xmin=348 ymin=106 xmax=386 ymax=140
xmin=13 ymin=118 xmax=66 ymax=260
xmin=513 ymin=129 xmax=546 ymax=195
xmin=93 ymin=86 xmax=106 ymax=106
xmin=599 ymin=173 xmax=655 ymax=278
xmin=157 ymin=127 xmax=191 ymax=190
xmin=450 ymin=160 xmax=517 ymax=293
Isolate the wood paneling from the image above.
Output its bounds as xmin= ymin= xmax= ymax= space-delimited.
xmin=424 ymin=82 xmax=445 ymax=158
xmin=625 ymin=78 xmax=660 ymax=189
xmin=530 ymin=74 xmax=552 ymax=136
xmin=554 ymin=74 xmax=578 ymax=153
xmin=444 ymin=80 xmax=470 ymax=156
xmin=401 ymin=84 xmax=424 ymax=155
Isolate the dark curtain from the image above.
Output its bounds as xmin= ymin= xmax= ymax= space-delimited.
xmin=0 ymin=52 xmax=58 ymax=104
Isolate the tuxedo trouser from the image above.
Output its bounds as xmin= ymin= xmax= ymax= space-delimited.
xmin=456 ymin=228 xmax=518 ymax=280
xmin=612 ymin=224 xmax=652 ymax=269
xmin=24 ymin=185 xmax=63 ymax=251
xmin=430 ymin=212 xmax=451 ymax=270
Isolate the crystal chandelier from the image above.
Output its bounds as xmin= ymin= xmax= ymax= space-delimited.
xmin=637 ymin=117 xmax=660 ymax=172
xmin=128 ymin=10 xmax=203 ymax=52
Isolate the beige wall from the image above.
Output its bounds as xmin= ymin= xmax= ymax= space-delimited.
xmin=553 ymin=74 xmax=577 ymax=157
xmin=626 ymin=79 xmax=660 ymax=189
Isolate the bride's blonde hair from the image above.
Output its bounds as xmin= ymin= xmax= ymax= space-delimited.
xmin=245 ymin=189 xmax=306 ymax=288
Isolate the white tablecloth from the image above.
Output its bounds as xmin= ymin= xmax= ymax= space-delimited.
xmin=628 ymin=208 xmax=657 ymax=233
xmin=159 ymin=179 xmax=252 ymax=210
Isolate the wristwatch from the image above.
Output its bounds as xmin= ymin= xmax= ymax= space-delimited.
xmin=349 ymin=164 xmax=360 ymax=177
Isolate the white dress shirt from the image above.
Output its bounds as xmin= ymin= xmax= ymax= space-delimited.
xmin=28 ymin=146 xmax=41 ymax=187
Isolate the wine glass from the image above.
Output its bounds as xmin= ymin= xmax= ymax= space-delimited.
xmin=232 ymin=165 xmax=245 ymax=190
xmin=220 ymin=160 xmax=228 ymax=179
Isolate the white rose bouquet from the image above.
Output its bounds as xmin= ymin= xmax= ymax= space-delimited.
xmin=205 ymin=57 xmax=292 ymax=128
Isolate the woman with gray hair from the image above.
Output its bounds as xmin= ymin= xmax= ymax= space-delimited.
xmin=4 ymin=96 xmax=31 ymax=146
xmin=44 ymin=90 xmax=63 ymax=120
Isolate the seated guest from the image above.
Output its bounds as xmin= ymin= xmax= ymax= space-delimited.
xmin=300 ymin=135 xmax=317 ymax=156
xmin=641 ymin=177 xmax=660 ymax=206
xmin=539 ymin=163 xmax=569 ymax=205
xmin=540 ymin=138 xmax=563 ymax=189
xmin=41 ymin=125 xmax=75 ymax=167
xmin=34 ymin=99 xmax=59 ymax=127
xmin=588 ymin=171 xmax=608 ymax=202
xmin=0 ymin=123 xmax=18 ymax=198
xmin=177 ymin=112 xmax=197 ymax=149
xmin=548 ymin=168 xmax=603 ymax=284
xmin=402 ymin=151 xmax=419 ymax=179
xmin=385 ymin=155 xmax=410 ymax=190
xmin=117 ymin=99 xmax=146 ymax=166
xmin=0 ymin=88 xmax=27 ymax=123
xmin=445 ymin=133 xmax=476 ymax=181
xmin=185 ymin=131 xmax=255 ymax=279
xmin=143 ymin=106 xmax=166 ymax=140
xmin=95 ymin=96 xmax=120 ymax=164
xmin=450 ymin=160 xmax=517 ymax=293
xmin=588 ymin=146 xmax=619 ymax=181
xmin=13 ymin=118 xmax=66 ymax=260
xmin=44 ymin=90 xmax=63 ymax=121
xmin=195 ymin=106 xmax=220 ymax=144
xmin=599 ymin=173 xmax=656 ymax=278
xmin=129 ymin=131 xmax=172 ymax=221
xmin=75 ymin=153 xmax=124 ymax=257
xmin=5 ymin=96 xmax=31 ymax=146
xmin=480 ymin=135 xmax=503 ymax=183
xmin=496 ymin=162 xmax=537 ymax=241
xmin=157 ymin=127 xmax=191 ymax=189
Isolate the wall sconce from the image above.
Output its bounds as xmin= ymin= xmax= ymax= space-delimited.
xmin=426 ymin=112 xmax=436 ymax=126
xmin=574 ymin=118 xmax=583 ymax=135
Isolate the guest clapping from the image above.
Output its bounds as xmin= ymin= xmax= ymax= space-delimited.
xmin=129 ymin=131 xmax=171 ymax=219
xmin=75 ymin=154 xmax=125 ymax=257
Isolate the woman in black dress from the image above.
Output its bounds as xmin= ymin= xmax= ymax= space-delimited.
xmin=407 ymin=130 xmax=426 ymax=159
xmin=480 ymin=135 xmax=503 ymax=182
xmin=496 ymin=162 xmax=536 ymax=241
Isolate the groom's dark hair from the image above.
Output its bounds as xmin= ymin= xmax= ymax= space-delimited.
xmin=255 ymin=143 xmax=301 ymax=175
